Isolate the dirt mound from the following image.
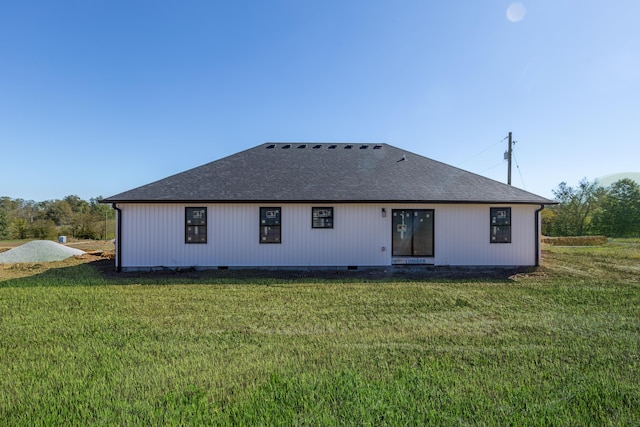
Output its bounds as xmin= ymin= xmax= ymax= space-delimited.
xmin=0 ymin=240 xmax=85 ymax=264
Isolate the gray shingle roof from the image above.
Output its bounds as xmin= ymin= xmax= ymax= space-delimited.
xmin=103 ymin=143 xmax=554 ymax=204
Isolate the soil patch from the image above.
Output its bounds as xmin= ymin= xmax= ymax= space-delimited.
xmin=91 ymin=257 xmax=530 ymax=281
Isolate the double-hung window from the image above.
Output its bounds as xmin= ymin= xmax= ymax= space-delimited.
xmin=490 ymin=207 xmax=511 ymax=243
xmin=312 ymin=207 xmax=333 ymax=229
xmin=260 ymin=207 xmax=281 ymax=243
xmin=185 ymin=207 xmax=207 ymax=243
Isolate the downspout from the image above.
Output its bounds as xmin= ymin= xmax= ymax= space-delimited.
xmin=534 ymin=204 xmax=545 ymax=267
xmin=111 ymin=204 xmax=122 ymax=272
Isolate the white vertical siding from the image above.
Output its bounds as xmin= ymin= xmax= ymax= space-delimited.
xmin=117 ymin=202 xmax=540 ymax=269
xmin=431 ymin=204 xmax=538 ymax=266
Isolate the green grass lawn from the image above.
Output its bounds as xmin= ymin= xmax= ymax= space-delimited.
xmin=1 ymin=241 xmax=639 ymax=425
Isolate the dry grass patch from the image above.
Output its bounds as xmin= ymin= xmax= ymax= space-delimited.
xmin=542 ymin=235 xmax=608 ymax=246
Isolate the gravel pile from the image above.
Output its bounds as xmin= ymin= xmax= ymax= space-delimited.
xmin=0 ymin=240 xmax=85 ymax=264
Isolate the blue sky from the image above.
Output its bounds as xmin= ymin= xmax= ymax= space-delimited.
xmin=2 ymin=1 xmax=639 ymax=201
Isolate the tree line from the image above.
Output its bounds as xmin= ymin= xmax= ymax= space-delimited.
xmin=0 ymin=195 xmax=115 ymax=241
xmin=542 ymin=178 xmax=640 ymax=237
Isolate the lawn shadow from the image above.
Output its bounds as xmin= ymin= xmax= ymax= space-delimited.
xmin=1 ymin=256 xmax=529 ymax=287
xmin=0 ymin=256 xmax=108 ymax=288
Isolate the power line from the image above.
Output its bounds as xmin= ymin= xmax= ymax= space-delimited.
xmin=456 ymin=136 xmax=508 ymax=167
xmin=512 ymin=151 xmax=527 ymax=190
xmin=461 ymin=132 xmax=526 ymax=189
xmin=480 ymin=161 xmax=505 ymax=174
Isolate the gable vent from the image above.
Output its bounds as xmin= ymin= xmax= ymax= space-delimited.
xmin=282 ymin=144 xmax=291 ymax=149
xmin=266 ymin=144 xmax=275 ymax=149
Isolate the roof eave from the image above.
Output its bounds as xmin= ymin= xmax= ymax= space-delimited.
xmin=102 ymin=198 xmax=556 ymax=205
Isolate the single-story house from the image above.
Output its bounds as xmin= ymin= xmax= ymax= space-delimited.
xmin=102 ymin=143 xmax=554 ymax=272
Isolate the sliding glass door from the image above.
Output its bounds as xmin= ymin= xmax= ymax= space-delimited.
xmin=392 ymin=209 xmax=434 ymax=257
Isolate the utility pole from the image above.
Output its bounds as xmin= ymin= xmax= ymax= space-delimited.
xmin=505 ymin=131 xmax=514 ymax=185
